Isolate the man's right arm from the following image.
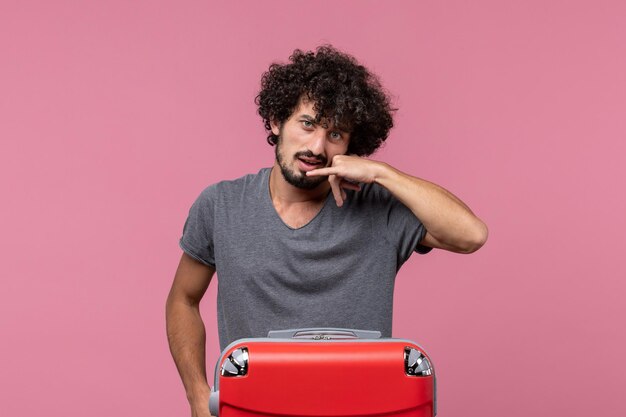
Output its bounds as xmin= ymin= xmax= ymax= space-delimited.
xmin=166 ymin=252 xmax=216 ymax=417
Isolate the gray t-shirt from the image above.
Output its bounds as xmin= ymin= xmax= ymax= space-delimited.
xmin=180 ymin=168 xmax=430 ymax=350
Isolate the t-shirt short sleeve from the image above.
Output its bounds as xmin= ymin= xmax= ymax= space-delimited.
xmin=179 ymin=186 xmax=217 ymax=267
xmin=378 ymin=186 xmax=432 ymax=265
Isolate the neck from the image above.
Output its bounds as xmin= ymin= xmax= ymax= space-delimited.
xmin=269 ymin=163 xmax=330 ymax=205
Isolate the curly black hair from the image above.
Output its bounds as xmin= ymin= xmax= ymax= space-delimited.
xmin=255 ymin=45 xmax=395 ymax=157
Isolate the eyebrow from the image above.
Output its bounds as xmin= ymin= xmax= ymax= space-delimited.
xmin=299 ymin=114 xmax=316 ymax=122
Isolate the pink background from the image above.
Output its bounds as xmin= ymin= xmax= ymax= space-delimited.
xmin=1 ymin=1 xmax=624 ymax=416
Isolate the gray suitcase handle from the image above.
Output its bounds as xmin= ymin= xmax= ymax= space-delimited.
xmin=267 ymin=327 xmax=381 ymax=340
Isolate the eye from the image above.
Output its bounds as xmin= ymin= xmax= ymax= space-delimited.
xmin=329 ymin=131 xmax=343 ymax=141
xmin=301 ymin=120 xmax=314 ymax=129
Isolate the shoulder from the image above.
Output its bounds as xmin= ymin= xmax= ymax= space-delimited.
xmin=196 ymin=168 xmax=270 ymax=205
xmin=215 ymin=168 xmax=269 ymax=198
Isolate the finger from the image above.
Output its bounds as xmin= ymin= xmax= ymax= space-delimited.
xmin=340 ymin=180 xmax=361 ymax=191
xmin=341 ymin=188 xmax=347 ymax=201
xmin=306 ymin=167 xmax=337 ymax=177
xmin=328 ymin=174 xmax=344 ymax=207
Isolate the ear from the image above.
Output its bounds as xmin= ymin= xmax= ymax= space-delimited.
xmin=270 ymin=119 xmax=281 ymax=136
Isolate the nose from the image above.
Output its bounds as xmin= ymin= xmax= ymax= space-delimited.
xmin=308 ymin=129 xmax=326 ymax=157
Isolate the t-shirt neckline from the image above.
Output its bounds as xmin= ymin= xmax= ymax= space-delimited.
xmin=263 ymin=167 xmax=334 ymax=231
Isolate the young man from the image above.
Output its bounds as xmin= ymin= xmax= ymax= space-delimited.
xmin=166 ymin=45 xmax=487 ymax=417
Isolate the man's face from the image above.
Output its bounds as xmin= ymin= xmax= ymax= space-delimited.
xmin=271 ymin=99 xmax=351 ymax=190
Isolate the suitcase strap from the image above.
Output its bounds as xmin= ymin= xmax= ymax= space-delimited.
xmin=267 ymin=327 xmax=382 ymax=340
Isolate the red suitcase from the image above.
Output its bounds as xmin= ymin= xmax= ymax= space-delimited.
xmin=209 ymin=328 xmax=437 ymax=417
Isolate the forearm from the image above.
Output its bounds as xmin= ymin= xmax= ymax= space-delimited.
xmin=166 ymin=298 xmax=211 ymax=407
xmin=375 ymin=162 xmax=488 ymax=253
xmin=306 ymin=155 xmax=488 ymax=253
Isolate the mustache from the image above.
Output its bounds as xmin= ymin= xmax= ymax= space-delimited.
xmin=294 ymin=150 xmax=328 ymax=166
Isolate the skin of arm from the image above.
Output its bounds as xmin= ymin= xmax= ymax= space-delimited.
xmin=307 ymin=155 xmax=488 ymax=254
xmin=166 ymin=252 xmax=216 ymax=417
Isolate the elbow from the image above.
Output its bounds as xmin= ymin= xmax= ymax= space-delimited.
xmin=460 ymin=221 xmax=488 ymax=254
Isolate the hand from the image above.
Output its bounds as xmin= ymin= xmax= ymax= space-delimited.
xmin=191 ymin=402 xmax=214 ymax=417
xmin=306 ymin=155 xmax=384 ymax=207
xmin=189 ymin=390 xmax=213 ymax=417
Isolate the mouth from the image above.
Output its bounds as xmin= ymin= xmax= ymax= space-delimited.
xmin=296 ymin=156 xmax=324 ymax=171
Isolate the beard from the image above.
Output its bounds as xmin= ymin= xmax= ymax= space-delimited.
xmin=275 ymin=139 xmax=328 ymax=190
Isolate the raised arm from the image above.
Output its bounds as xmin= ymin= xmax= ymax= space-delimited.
xmin=307 ymin=155 xmax=488 ymax=254
xmin=166 ymin=252 xmax=215 ymax=417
